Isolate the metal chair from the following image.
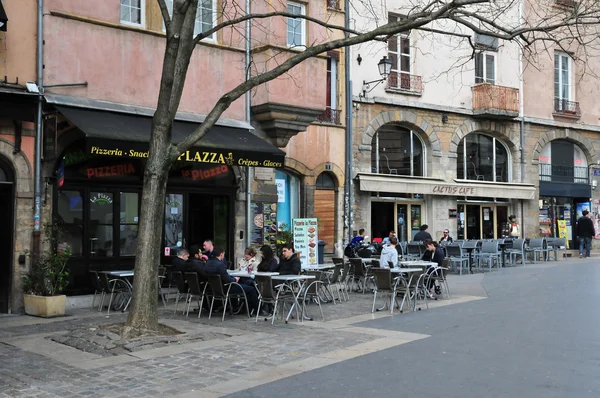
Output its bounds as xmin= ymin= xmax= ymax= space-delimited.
xmin=99 ymin=273 xmax=131 ymax=315
xmin=444 ymin=244 xmax=469 ymax=275
xmin=89 ymin=271 xmax=105 ymax=311
xmin=426 ymin=267 xmax=451 ymax=298
xmin=184 ymin=272 xmax=207 ymax=318
xmin=349 ymin=258 xmax=369 ymax=293
xmin=302 ymin=272 xmax=325 ymax=321
xmin=547 ymin=238 xmax=567 ymax=261
xmin=206 ymin=274 xmax=250 ymax=321
xmin=170 ymin=271 xmax=189 ymax=314
xmin=406 ymin=243 xmax=422 ymax=260
xmin=525 ymin=238 xmax=549 ymax=263
xmin=371 ymin=268 xmax=400 ymax=314
xmin=506 ymin=239 xmax=526 ymax=266
xmin=254 ymin=274 xmax=296 ymax=324
xmin=474 ymin=241 xmax=501 ymax=272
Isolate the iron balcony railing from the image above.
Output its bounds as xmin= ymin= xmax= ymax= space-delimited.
xmin=553 ymin=98 xmax=581 ymax=117
xmin=327 ymin=0 xmax=341 ymax=9
xmin=539 ymin=164 xmax=588 ymax=184
xmin=386 ymin=72 xmax=424 ymax=94
xmin=316 ymin=107 xmax=342 ymax=125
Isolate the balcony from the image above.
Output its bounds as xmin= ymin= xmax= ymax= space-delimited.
xmin=472 ymin=83 xmax=519 ymax=119
xmin=539 ymin=164 xmax=588 ymax=184
xmin=316 ymin=107 xmax=342 ymax=125
xmin=553 ymin=98 xmax=581 ymax=119
xmin=386 ymin=72 xmax=423 ymax=95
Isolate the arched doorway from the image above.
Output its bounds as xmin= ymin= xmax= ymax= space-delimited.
xmin=314 ymin=172 xmax=337 ymax=254
xmin=0 ymin=159 xmax=14 ymax=313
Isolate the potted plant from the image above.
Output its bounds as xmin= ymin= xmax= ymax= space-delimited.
xmin=21 ymin=224 xmax=70 ymax=317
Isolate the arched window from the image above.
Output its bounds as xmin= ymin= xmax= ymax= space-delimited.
xmin=457 ymin=133 xmax=510 ymax=182
xmin=0 ymin=167 xmax=7 ymax=182
xmin=316 ymin=172 xmax=336 ymax=189
xmin=538 ymin=139 xmax=588 ymax=184
xmin=371 ymin=125 xmax=425 ymax=176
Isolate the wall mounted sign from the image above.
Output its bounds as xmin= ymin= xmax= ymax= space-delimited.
xmin=42 ymin=115 xmax=57 ymax=160
xmin=250 ymin=201 xmax=278 ymax=249
xmin=432 ymin=185 xmax=475 ymax=195
xmin=448 ymin=208 xmax=458 ymax=218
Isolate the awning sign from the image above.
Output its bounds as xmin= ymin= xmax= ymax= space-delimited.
xmin=86 ymin=138 xmax=284 ymax=169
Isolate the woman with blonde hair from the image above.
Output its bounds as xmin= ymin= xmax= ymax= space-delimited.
xmin=236 ymin=246 xmax=260 ymax=271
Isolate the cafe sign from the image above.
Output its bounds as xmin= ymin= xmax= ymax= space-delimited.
xmin=86 ymin=138 xmax=284 ymax=169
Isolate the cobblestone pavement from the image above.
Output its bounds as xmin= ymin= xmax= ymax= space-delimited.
xmin=0 ymin=273 xmax=491 ymax=398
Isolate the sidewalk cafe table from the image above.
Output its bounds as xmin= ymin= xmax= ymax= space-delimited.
xmin=228 ymin=270 xmax=280 ymax=278
xmin=271 ymin=275 xmax=316 ymax=323
xmin=301 ymin=264 xmax=335 ymax=271
xmin=99 ymin=270 xmax=134 ymax=312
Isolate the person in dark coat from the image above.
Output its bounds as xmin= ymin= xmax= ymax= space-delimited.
xmin=413 ymin=224 xmax=433 ymax=242
xmin=274 ymin=244 xmax=301 ymax=275
xmin=171 ymin=249 xmax=190 ymax=272
xmin=439 ymin=229 xmax=453 ymax=244
xmin=203 ymin=247 xmax=258 ymax=313
xmin=421 ymin=239 xmax=445 ymax=296
xmin=257 ymin=245 xmax=278 ymax=272
xmin=577 ymin=210 xmax=595 ymax=258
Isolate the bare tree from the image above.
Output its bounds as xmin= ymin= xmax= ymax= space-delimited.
xmin=123 ymin=0 xmax=600 ymax=336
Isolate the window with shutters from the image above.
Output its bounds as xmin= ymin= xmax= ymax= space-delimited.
xmin=387 ymin=13 xmax=417 ymax=91
xmin=475 ymin=52 xmax=495 ymax=84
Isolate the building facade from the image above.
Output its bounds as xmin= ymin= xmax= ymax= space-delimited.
xmin=349 ymin=0 xmax=600 ymax=247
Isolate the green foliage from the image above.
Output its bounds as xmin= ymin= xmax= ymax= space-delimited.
xmin=275 ymin=223 xmax=293 ymax=246
xmin=21 ymin=224 xmax=70 ymax=296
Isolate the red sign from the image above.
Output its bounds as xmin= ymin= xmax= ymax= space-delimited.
xmin=86 ymin=163 xmax=136 ymax=179
xmin=181 ymin=165 xmax=229 ymax=181
xmin=164 ymin=247 xmax=171 ymax=256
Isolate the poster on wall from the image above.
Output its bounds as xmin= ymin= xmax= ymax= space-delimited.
xmin=593 ymin=200 xmax=600 ymax=239
xmin=250 ymin=201 xmax=278 ymax=249
xmin=557 ymin=220 xmax=570 ymax=249
xmin=276 ymin=179 xmax=286 ymax=203
xmin=293 ymin=218 xmax=318 ymax=267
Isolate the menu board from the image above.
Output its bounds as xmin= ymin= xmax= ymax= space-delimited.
xmin=250 ymin=201 xmax=278 ymax=248
xmin=293 ymin=218 xmax=318 ymax=267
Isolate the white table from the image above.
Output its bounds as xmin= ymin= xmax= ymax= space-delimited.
xmin=271 ymin=275 xmax=316 ymax=323
xmin=98 ymin=270 xmax=134 ymax=312
xmin=302 ymin=264 xmax=335 ymax=271
xmin=390 ymin=267 xmax=423 ymax=274
xmin=99 ymin=270 xmax=134 ymax=278
xmin=228 ymin=270 xmax=279 ymax=278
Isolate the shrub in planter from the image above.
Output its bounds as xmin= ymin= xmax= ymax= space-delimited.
xmin=21 ymin=224 xmax=70 ymax=317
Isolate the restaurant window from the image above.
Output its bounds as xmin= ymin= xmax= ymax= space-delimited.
xmin=371 ymin=125 xmax=425 ymax=177
xmin=165 ymin=194 xmax=184 ymax=251
xmin=120 ymin=0 xmax=144 ymax=26
xmin=457 ymin=133 xmax=510 ymax=182
xmin=56 ymin=190 xmax=84 ymax=256
xmin=89 ymin=192 xmax=114 ymax=257
xmin=276 ymin=170 xmax=300 ymax=228
xmin=120 ymin=192 xmax=139 ymax=256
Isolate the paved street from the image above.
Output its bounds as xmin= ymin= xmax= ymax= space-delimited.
xmin=1 ymin=258 xmax=599 ymax=397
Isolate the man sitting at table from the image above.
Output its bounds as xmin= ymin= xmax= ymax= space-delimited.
xmin=274 ymin=244 xmax=301 ymax=275
xmin=204 ymin=247 xmax=258 ymax=314
xmin=172 ymin=249 xmax=190 ymax=272
xmin=380 ymin=237 xmax=399 ymax=268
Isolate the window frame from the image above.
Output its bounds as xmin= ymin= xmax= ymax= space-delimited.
xmin=554 ymin=51 xmax=572 ymax=102
xmin=387 ymin=13 xmax=412 ymax=89
xmin=120 ymin=0 xmax=146 ymax=28
xmin=475 ymin=51 xmax=496 ymax=85
xmin=326 ymin=57 xmax=338 ymax=110
xmin=372 ymin=129 xmax=427 ymax=177
xmin=458 ymin=133 xmax=511 ymax=182
xmin=286 ymin=2 xmax=306 ymax=48
xmin=163 ymin=0 xmax=217 ymax=41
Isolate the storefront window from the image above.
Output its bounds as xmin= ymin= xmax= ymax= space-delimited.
xmin=538 ymin=140 xmax=588 ymax=184
xmin=56 ymin=190 xmax=84 ymax=256
xmin=371 ymin=126 xmax=425 ymax=176
xmin=276 ymin=170 xmax=300 ymax=229
xmin=89 ymin=192 xmax=114 ymax=257
xmin=165 ymin=194 xmax=184 ymax=250
xmin=120 ymin=192 xmax=139 ymax=256
xmin=457 ymin=133 xmax=510 ymax=182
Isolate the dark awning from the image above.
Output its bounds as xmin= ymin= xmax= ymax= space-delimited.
xmin=55 ymin=105 xmax=285 ymax=168
xmin=0 ymin=1 xmax=7 ymax=32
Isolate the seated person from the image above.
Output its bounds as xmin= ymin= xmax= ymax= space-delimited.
xmin=204 ymin=247 xmax=258 ymax=313
xmin=273 ymin=244 xmax=301 ymax=275
xmin=439 ymin=229 xmax=453 ymax=243
xmin=350 ymin=229 xmax=366 ymax=247
xmin=380 ymin=237 xmax=399 ymax=268
xmin=236 ymin=247 xmax=260 ymax=271
xmin=382 ymin=231 xmax=396 ymax=246
xmin=257 ymin=245 xmax=278 ymax=272
xmin=421 ymin=239 xmax=445 ymax=296
xmin=187 ymin=245 xmax=207 ymax=276
xmin=171 ymin=249 xmax=190 ymax=272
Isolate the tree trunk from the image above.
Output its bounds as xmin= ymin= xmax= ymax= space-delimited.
xmin=123 ymin=144 xmax=170 ymax=336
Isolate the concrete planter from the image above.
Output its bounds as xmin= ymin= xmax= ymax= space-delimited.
xmin=23 ymin=294 xmax=66 ymax=318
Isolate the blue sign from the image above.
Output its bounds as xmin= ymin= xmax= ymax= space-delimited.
xmin=593 ymin=169 xmax=600 ymax=176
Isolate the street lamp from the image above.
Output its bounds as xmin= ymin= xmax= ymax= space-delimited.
xmin=359 ymin=56 xmax=393 ymax=100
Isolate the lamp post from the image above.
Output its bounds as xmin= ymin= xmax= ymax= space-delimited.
xmin=358 ymin=56 xmax=393 ymax=100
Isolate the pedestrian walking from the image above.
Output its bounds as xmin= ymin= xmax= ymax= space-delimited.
xmin=577 ymin=210 xmax=595 ymax=258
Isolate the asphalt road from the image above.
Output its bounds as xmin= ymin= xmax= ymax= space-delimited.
xmin=227 ymin=260 xmax=600 ymax=398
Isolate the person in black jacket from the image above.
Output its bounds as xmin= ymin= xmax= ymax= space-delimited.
xmin=171 ymin=249 xmax=190 ymax=272
xmin=421 ymin=239 xmax=445 ymax=296
xmin=274 ymin=244 xmax=301 ymax=275
xmin=413 ymin=224 xmax=433 ymax=242
xmin=257 ymin=245 xmax=278 ymax=272
xmin=203 ymin=247 xmax=258 ymax=313
xmin=577 ymin=210 xmax=596 ymax=258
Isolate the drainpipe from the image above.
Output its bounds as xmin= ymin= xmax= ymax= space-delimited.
xmin=518 ymin=0 xmax=525 ymax=184
xmin=33 ymin=0 xmax=44 ymax=254
xmin=245 ymin=0 xmax=252 ymax=246
xmin=343 ymin=0 xmax=353 ymax=244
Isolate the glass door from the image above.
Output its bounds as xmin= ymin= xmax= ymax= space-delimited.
xmin=466 ymin=205 xmax=481 ymax=239
xmin=165 ymin=193 xmax=185 ymax=256
xmin=410 ymin=205 xmax=422 ymax=240
xmin=395 ymin=203 xmax=422 ymax=243
xmin=397 ymin=204 xmax=408 ymax=243
xmin=481 ymin=206 xmax=494 ymax=239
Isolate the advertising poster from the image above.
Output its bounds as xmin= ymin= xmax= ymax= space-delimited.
xmin=293 ymin=218 xmax=318 ymax=267
xmin=250 ymin=201 xmax=277 ymax=249
xmin=576 ymin=202 xmax=590 ymax=219
xmin=557 ymin=220 xmax=569 ymax=249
